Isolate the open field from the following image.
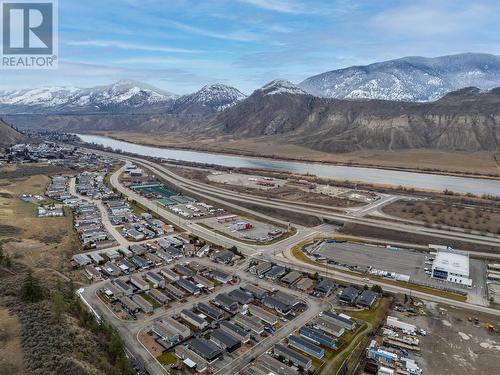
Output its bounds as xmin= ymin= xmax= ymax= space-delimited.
xmin=94 ymin=131 xmax=500 ymax=177
xmin=0 ymin=174 xmax=80 ymax=271
xmin=0 ymin=307 xmax=26 ymax=374
xmin=339 ymin=223 xmax=500 ymax=254
xmin=383 ymin=199 xmax=500 ymax=235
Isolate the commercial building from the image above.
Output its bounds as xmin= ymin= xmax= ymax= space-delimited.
xmin=288 ymin=335 xmax=325 ymax=359
xmin=233 ymin=313 xmax=265 ymax=335
xmin=274 ymin=344 xmax=313 ymax=371
xmin=190 ymin=338 xmax=222 ymax=362
xmin=210 ymin=328 xmax=241 ymax=352
xmin=197 ymin=302 xmax=224 ymax=321
xmin=299 ymin=327 xmax=337 ymax=349
xmin=431 ymin=248 xmax=472 ymax=286
xmin=181 ymin=309 xmax=208 ymax=330
xmin=248 ymin=305 xmax=278 ymax=326
xmin=219 ymin=320 xmax=250 ymax=343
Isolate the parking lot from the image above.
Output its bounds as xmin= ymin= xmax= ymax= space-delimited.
xmin=315 ymin=241 xmax=486 ymax=295
xmin=197 ymin=216 xmax=284 ymax=242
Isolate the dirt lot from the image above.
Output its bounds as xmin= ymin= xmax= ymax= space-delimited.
xmin=398 ymin=302 xmax=500 ymax=374
xmin=0 ymin=174 xmax=80 ymax=270
xmin=383 ymin=200 xmax=500 ymax=235
xmin=0 ymin=307 xmax=26 ymax=374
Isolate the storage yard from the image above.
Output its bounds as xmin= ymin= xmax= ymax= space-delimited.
xmin=307 ymin=240 xmax=487 ymax=300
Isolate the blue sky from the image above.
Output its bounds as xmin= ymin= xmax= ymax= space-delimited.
xmin=3 ymin=0 xmax=500 ymax=94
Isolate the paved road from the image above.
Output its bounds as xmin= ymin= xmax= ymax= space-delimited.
xmin=81 ymin=257 xmax=327 ymax=375
xmin=124 ymin=156 xmax=500 ymax=249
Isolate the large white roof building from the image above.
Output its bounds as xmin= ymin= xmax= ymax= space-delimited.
xmin=431 ymin=248 xmax=472 ymax=287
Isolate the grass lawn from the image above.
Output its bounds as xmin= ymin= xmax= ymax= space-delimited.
xmin=140 ymin=293 xmax=162 ymax=309
xmin=156 ymin=351 xmax=178 ymax=365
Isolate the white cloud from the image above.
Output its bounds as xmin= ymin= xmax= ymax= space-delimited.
xmin=238 ymin=0 xmax=305 ymax=14
xmin=167 ymin=21 xmax=260 ymax=42
xmin=66 ymin=40 xmax=203 ymax=53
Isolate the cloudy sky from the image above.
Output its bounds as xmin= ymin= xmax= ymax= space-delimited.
xmin=2 ymin=0 xmax=500 ymax=94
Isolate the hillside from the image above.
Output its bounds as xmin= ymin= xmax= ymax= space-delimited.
xmin=210 ymin=82 xmax=500 ymax=153
xmin=299 ymin=53 xmax=500 ymax=101
xmin=0 ymin=119 xmax=24 ymax=147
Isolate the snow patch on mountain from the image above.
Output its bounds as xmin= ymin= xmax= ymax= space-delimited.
xmin=299 ymin=53 xmax=500 ymax=101
xmin=259 ymin=80 xmax=308 ymax=96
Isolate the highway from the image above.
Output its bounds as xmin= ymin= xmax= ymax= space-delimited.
xmin=116 ymin=154 xmax=500 ymax=250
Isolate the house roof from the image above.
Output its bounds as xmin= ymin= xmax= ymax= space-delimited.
xmin=190 ymin=338 xmax=222 ymax=360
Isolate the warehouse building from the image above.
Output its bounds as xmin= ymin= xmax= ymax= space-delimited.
xmin=220 ymin=320 xmax=250 ymax=343
xmin=181 ymin=309 xmax=208 ymax=330
xmin=274 ymin=344 xmax=313 ymax=371
xmin=210 ymin=328 xmax=241 ymax=352
xmin=431 ymin=248 xmax=472 ymax=286
xmin=190 ymin=338 xmax=222 ymax=362
xmin=288 ymin=335 xmax=325 ymax=359
xmin=299 ymin=326 xmax=337 ymax=349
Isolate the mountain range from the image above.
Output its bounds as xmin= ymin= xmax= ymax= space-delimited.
xmin=2 ymin=53 xmax=500 ymax=153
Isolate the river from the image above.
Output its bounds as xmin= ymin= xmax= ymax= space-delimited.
xmin=76 ymin=134 xmax=500 ymax=196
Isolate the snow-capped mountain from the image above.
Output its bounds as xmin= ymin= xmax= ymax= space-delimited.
xmin=0 ymin=80 xmax=178 ymax=114
xmin=0 ymin=81 xmax=246 ymax=115
xmin=258 ymin=80 xmax=309 ymax=96
xmin=172 ymin=84 xmax=246 ymax=114
xmin=299 ymin=53 xmax=500 ymax=101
